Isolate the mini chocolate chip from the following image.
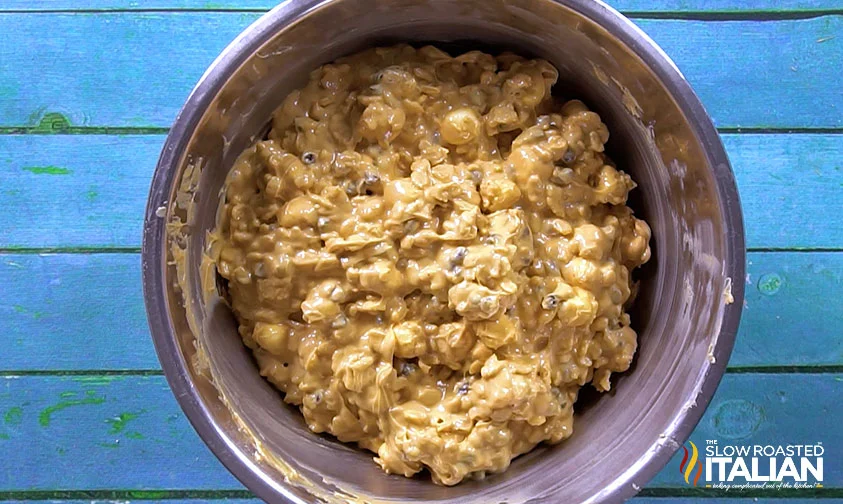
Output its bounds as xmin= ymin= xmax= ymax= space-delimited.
xmin=332 ymin=314 xmax=348 ymax=328
xmin=542 ymin=294 xmax=559 ymax=310
xmin=345 ymin=181 xmax=359 ymax=196
xmin=363 ymin=172 xmax=380 ymax=185
xmin=399 ymin=361 xmax=417 ymax=377
xmin=404 ymin=219 xmax=420 ymax=234
xmin=451 ymin=246 xmax=468 ymax=265
xmin=550 ymin=167 xmax=575 ymax=185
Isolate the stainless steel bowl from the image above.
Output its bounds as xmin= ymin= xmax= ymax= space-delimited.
xmin=142 ymin=0 xmax=745 ymax=502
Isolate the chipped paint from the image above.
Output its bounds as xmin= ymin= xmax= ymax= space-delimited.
xmin=39 ymin=396 xmax=105 ymax=427
xmin=4 ymin=407 xmax=22 ymax=426
xmin=106 ymin=411 xmax=144 ymax=434
xmin=23 ymin=166 xmax=72 ymax=175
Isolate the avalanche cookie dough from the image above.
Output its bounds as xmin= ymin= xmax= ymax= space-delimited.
xmin=210 ymin=44 xmax=651 ymax=485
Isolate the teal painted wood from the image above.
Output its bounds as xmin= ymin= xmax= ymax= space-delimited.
xmin=0 ymin=14 xmax=840 ymax=129
xmin=649 ymin=373 xmax=841 ymax=488
xmin=0 ymin=374 xmax=837 ymax=490
xmin=0 ymin=375 xmax=241 ymax=490
xmin=739 ymin=251 xmax=843 ymax=367
xmin=637 ymin=17 xmax=842 ymax=130
xmin=0 ymin=254 xmax=149 ymax=370
xmin=2 ymin=134 xmax=842 ymax=250
xmin=0 ymin=135 xmax=159 ymax=249
xmin=1 ymin=0 xmax=841 ymax=12
xmin=0 ymin=12 xmax=255 ymax=130
xmin=2 ymin=249 xmax=842 ymax=371
xmin=724 ymin=134 xmax=843 ymax=251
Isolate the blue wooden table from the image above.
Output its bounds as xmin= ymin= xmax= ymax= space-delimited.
xmin=1 ymin=1 xmax=841 ymax=503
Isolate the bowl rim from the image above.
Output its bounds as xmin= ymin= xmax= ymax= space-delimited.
xmin=141 ymin=0 xmax=746 ymax=502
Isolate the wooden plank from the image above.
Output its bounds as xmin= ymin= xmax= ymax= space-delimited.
xmin=0 ymin=135 xmax=158 ymax=250
xmin=0 ymin=375 xmax=240 ymax=490
xmin=0 ymin=0 xmax=840 ymax=13
xmin=0 ymin=374 xmax=837 ymax=490
xmin=723 ymin=134 xmax=843 ymax=251
xmin=0 ymin=14 xmax=840 ymax=129
xmin=0 ymin=12 xmax=254 ymax=130
xmin=636 ymin=17 xmax=842 ymax=130
xmin=648 ymin=373 xmax=842 ymax=488
xmin=1 ymin=251 xmax=841 ymax=370
xmin=2 ymin=134 xmax=842 ymax=250
xmin=738 ymin=252 xmax=843 ymax=368
xmin=0 ymin=254 xmax=151 ymax=370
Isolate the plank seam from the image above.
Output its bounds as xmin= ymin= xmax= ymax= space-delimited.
xmin=748 ymin=248 xmax=843 ymax=253
xmin=0 ymin=127 xmax=169 ymax=135
xmin=718 ymin=128 xmax=843 ymax=134
xmin=0 ymin=370 xmax=164 ymax=376
xmin=725 ymin=365 xmax=843 ymax=374
xmin=0 ymin=247 xmax=143 ymax=254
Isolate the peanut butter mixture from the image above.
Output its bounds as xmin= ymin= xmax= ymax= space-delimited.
xmin=211 ymin=45 xmax=651 ymax=485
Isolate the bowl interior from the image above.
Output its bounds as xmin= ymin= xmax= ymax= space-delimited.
xmin=149 ymin=0 xmax=745 ymax=502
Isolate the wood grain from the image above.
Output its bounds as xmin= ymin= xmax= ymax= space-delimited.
xmin=1 ymin=251 xmax=840 ymax=370
xmin=649 ymin=373 xmax=840 ymax=488
xmin=727 ymin=134 xmax=843 ymax=251
xmin=0 ymin=374 xmax=837 ymax=490
xmin=2 ymin=134 xmax=842 ymax=250
xmin=1 ymin=0 xmax=840 ymax=13
xmin=0 ymin=14 xmax=840 ymax=129
xmin=0 ymin=254 xmax=149 ymax=370
xmin=0 ymin=135 xmax=158 ymax=249
xmin=0 ymin=375 xmax=239 ymax=490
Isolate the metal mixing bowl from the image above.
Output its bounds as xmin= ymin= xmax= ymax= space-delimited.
xmin=142 ymin=0 xmax=745 ymax=502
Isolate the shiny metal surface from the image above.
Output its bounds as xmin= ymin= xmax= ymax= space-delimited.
xmin=141 ymin=0 xmax=746 ymax=502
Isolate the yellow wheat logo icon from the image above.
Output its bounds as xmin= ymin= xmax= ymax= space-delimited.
xmin=680 ymin=441 xmax=703 ymax=486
